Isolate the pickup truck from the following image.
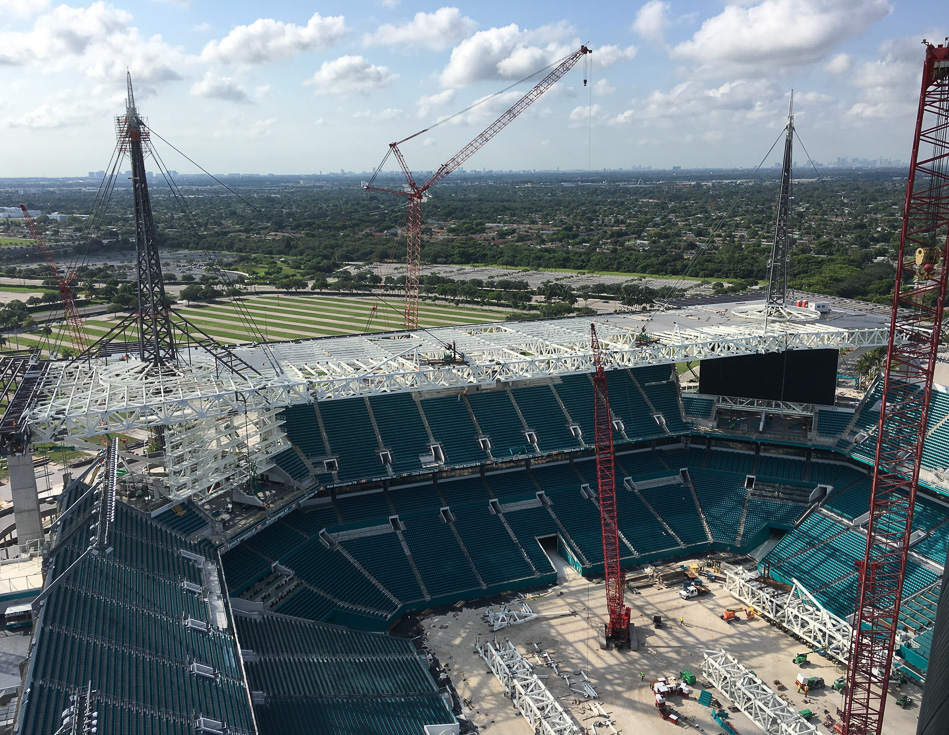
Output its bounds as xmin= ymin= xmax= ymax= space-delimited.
xmin=678 ymin=585 xmax=709 ymax=600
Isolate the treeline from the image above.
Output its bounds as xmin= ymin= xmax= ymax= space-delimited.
xmin=3 ymin=171 xmax=908 ymax=306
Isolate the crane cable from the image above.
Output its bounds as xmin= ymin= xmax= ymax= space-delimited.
xmin=654 ymin=125 xmax=787 ymax=308
xmin=367 ymin=48 xmax=583 ymax=189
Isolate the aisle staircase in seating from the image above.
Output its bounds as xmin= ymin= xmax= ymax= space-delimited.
xmin=681 ymin=470 xmax=714 ymax=544
xmin=395 ymin=527 xmax=430 ymax=601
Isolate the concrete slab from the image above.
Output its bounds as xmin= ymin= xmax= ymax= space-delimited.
xmin=420 ymin=555 xmax=922 ymax=735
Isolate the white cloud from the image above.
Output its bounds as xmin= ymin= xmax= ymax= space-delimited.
xmin=632 ymin=1 xmax=669 ymax=42
xmin=593 ymin=45 xmax=637 ymax=68
xmin=702 ymin=130 xmax=724 ymax=142
xmin=638 ymin=78 xmax=781 ymax=122
xmin=250 ymin=118 xmax=276 ymax=136
xmin=438 ymin=22 xmax=577 ymax=88
xmin=379 ymin=108 xmax=403 ymax=120
xmin=364 ymin=8 xmax=476 ymax=51
xmin=593 ymin=79 xmax=615 ymax=96
xmin=0 ymin=2 xmax=184 ymax=87
xmin=380 ymin=0 xmax=400 ymax=7
xmin=418 ymin=89 xmax=454 ymax=117
xmin=306 ymin=55 xmax=397 ymax=94
xmin=202 ymin=12 xmax=348 ymax=65
xmin=190 ymin=72 xmax=251 ymax=103
xmin=3 ymin=93 xmax=95 ymax=128
xmin=846 ymin=36 xmax=923 ymax=120
xmin=609 ymin=110 xmax=636 ymax=126
xmin=193 ymin=22 xmax=210 ymax=33
xmin=0 ymin=0 xmax=49 ymax=18
xmin=673 ymin=0 xmax=892 ymax=68
xmin=825 ymin=53 xmax=852 ymax=74
xmin=568 ymin=104 xmax=600 ymax=127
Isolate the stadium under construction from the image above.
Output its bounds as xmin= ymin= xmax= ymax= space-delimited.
xmin=0 ymin=43 xmax=948 ymax=735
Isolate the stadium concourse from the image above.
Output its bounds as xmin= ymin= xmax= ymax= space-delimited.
xmin=12 ymin=296 xmax=949 ymax=734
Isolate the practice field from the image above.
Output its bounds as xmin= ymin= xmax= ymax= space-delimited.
xmin=6 ymin=294 xmax=513 ymax=352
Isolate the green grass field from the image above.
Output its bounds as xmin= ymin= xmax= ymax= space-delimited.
xmin=5 ymin=294 xmax=513 ymax=354
xmin=0 ymin=237 xmax=32 ymax=247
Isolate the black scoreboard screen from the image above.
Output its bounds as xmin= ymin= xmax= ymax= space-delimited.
xmin=698 ymin=349 xmax=838 ymax=406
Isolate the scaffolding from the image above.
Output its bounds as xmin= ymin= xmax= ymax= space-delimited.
xmin=702 ymin=649 xmax=817 ymax=735
xmin=476 ymin=637 xmax=580 ymax=735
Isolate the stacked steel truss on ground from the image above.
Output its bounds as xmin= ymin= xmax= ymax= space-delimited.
xmin=476 ymin=637 xmax=580 ymax=735
xmin=702 ymin=649 xmax=817 ymax=735
xmin=724 ymin=570 xmax=852 ymax=663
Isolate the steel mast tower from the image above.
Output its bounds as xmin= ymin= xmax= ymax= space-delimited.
xmin=841 ymin=42 xmax=949 ymax=735
xmin=733 ymin=94 xmax=818 ymax=323
xmin=765 ymin=94 xmax=794 ymax=311
xmin=591 ymin=323 xmax=630 ymax=649
xmin=117 ymin=73 xmax=176 ymax=366
xmin=366 ymin=46 xmax=590 ymax=330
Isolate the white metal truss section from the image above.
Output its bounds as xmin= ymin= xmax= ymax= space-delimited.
xmin=476 ymin=637 xmax=580 ymax=735
xmin=279 ymin=318 xmax=890 ymax=401
xmin=24 ymin=355 xmax=309 ymax=441
xmin=702 ymin=649 xmax=817 ymax=735
xmin=483 ymin=603 xmax=574 ymax=632
xmin=161 ymin=408 xmax=288 ymax=503
xmin=723 ymin=570 xmax=852 ymax=664
xmin=717 ymin=395 xmax=815 ymax=416
xmin=22 ymin=313 xmax=890 ymax=441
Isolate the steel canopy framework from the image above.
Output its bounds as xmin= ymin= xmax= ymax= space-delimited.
xmin=23 ymin=315 xmax=891 ymax=442
xmin=22 ymin=315 xmax=891 ymax=442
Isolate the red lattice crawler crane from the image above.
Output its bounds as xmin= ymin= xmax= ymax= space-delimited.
xmin=840 ymin=42 xmax=949 ymax=735
xmin=19 ymin=204 xmax=87 ymax=354
xmin=591 ymin=323 xmax=631 ymax=649
xmin=366 ymin=46 xmax=590 ymax=330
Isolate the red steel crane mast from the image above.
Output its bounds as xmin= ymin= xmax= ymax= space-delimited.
xmin=591 ymin=323 xmax=630 ymax=649
xmin=365 ymin=45 xmax=591 ymax=330
xmin=840 ymin=42 xmax=949 ymax=735
xmin=19 ymin=204 xmax=87 ymax=353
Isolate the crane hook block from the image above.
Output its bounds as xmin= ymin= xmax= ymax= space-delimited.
xmin=915 ymin=247 xmax=940 ymax=267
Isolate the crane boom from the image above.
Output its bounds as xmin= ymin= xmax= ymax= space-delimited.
xmin=19 ymin=204 xmax=87 ymax=353
xmin=841 ymin=42 xmax=949 ymax=735
xmin=366 ymin=45 xmax=591 ymax=329
xmin=592 ymin=323 xmax=630 ymax=649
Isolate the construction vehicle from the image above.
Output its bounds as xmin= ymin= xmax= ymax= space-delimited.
xmin=832 ymin=676 xmax=847 ymax=693
xmin=721 ymin=609 xmax=739 ymax=622
xmin=796 ymin=673 xmax=825 ymax=692
xmin=678 ymin=585 xmax=708 ymax=600
xmin=792 ymin=652 xmax=809 ymax=666
xmin=679 ymin=670 xmax=696 ymax=686
xmin=800 ymin=709 xmax=814 ymax=720
xmin=895 ymin=695 xmax=914 ymax=709
xmin=712 ymin=709 xmax=741 ymax=735
xmin=636 ymin=328 xmax=657 ymax=347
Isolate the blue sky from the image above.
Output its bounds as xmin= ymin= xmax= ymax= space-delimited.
xmin=0 ymin=1 xmax=944 ymax=176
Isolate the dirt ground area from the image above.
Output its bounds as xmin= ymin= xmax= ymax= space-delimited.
xmin=419 ymin=556 xmax=923 ymax=735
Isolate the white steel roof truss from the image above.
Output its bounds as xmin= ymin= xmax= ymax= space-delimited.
xmin=477 ymin=637 xmax=580 ymax=735
xmin=702 ymin=649 xmax=817 ymax=735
